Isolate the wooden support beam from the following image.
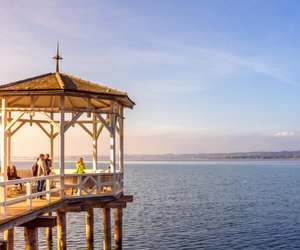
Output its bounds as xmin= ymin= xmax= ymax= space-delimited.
xmin=96 ymin=113 xmax=112 ymax=133
xmin=60 ymin=205 xmax=82 ymax=213
xmin=10 ymin=121 xmax=25 ymax=136
xmin=86 ymin=207 xmax=94 ymax=245
xmin=57 ymin=210 xmax=67 ymax=250
xmin=64 ymin=112 xmax=83 ymax=132
xmin=96 ymin=123 xmax=104 ymax=139
xmin=102 ymin=208 xmax=111 ymax=250
xmin=5 ymin=112 xmax=25 ymax=132
xmin=19 ymin=216 xmax=57 ymax=228
xmin=119 ymin=195 xmax=133 ymax=203
xmin=4 ymin=228 xmax=14 ymax=250
xmin=7 ymin=96 xmax=24 ymax=106
xmin=59 ymin=96 xmax=65 ymax=199
xmin=24 ymin=227 xmax=38 ymax=250
xmin=41 ymin=111 xmax=60 ymax=132
xmin=114 ymin=208 xmax=123 ymax=250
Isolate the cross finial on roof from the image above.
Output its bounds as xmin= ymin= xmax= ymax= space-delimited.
xmin=53 ymin=41 xmax=63 ymax=73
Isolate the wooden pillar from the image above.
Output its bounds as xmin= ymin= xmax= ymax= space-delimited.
xmin=46 ymin=212 xmax=53 ymax=244
xmin=57 ymin=210 xmax=66 ymax=250
xmin=1 ymin=98 xmax=7 ymax=173
xmin=119 ymin=107 xmax=124 ymax=172
xmin=86 ymin=207 xmax=94 ymax=245
xmin=24 ymin=227 xmax=38 ymax=250
xmin=102 ymin=208 xmax=111 ymax=250
xmin=50 ymin=113 xmax=54 ymax=171
xmin=110 ymin=102 xmax=116 ymax=194
xmin=59 ymin=96 xmax=65 ymax=198
xmin=92 ymin=113 xmax=97 ymax=171
xmin=6 ymin=111 xmax=11 ymax=166
xmin=4 ymin=228 xmax=14 ymax=250
xmin=114 ymin=208 xmax=123 ymax=250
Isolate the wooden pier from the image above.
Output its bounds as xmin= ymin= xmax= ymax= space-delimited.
xmin=0 ymin=46 xmax=135 ymax=249
xmin=0 ymin=180 xmax=133 ymax=250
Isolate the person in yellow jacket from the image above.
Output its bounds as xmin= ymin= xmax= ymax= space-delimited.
xmin=76 ymin=158 xmax=86 ymax=173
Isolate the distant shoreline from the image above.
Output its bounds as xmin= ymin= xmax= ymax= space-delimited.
xmin=11 ymin=150 xmax=300 ymax=161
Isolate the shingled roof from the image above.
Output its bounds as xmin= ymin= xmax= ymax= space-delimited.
xmin=0 ymin=72 xmax=135 ymax=108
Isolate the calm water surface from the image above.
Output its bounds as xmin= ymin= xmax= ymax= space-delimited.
xmin=12 ymin=160 xmax=300 ymax=249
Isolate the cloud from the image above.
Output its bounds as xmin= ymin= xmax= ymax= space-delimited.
xmin=275 ymin=131 xmax=300 ymax=137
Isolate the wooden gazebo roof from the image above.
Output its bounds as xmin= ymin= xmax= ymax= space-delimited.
xmin=0 ymin=72 xmax=134 ymax=109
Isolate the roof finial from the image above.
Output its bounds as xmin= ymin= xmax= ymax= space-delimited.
xmin=53 ymin=41 xmax=63 ymax=73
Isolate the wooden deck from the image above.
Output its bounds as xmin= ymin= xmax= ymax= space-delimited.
xmin=0 ymin=171 xmax=125 ymax=232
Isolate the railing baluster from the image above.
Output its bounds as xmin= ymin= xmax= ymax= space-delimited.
xmin=26 ymin=182 xmax=32 ymax=210
xmin=46 ymin=178 xmax=51 ymax=204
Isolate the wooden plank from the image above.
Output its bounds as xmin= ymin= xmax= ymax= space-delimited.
xmin=19 ymin=216 xmax=57 ymax=228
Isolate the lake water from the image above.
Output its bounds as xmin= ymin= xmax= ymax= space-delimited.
xmin=11 ymin=160 xmax=300 ymax=249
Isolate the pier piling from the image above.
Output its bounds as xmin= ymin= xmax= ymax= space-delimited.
xmin=86 ymin=207 xmax=94 ymax=245
xmin=102 ymin=208 xmax=111 ymax=250
xmin=4 ymin=228 xmax=14 ymax=250
xmin=57 ymin=210 xmax=67 ymax=250
xmin=24 ymin=227 xmax=38 ymax=250
xmin=114 ymin=208 xmax=123 ymax=250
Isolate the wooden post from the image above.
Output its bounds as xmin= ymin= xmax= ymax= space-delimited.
xmin=46 ymin=212 xmax=53 ymax=245
xmin=50 ymin=113 xmax=54 ymax=171
xmin=24 ymin=227 xmax=38 ymax=250
xmin=114 ymin=208 xmax=123 ymax=250
xmin=4 ymin=228 xmax=14 ymax=250
xmin=57 ymin=210 xmax=66 ymax=250
xmin=1 ymin=98 xmax=7 ymax=173
xmin=59 ymin=96 xmax=65 ymax=198
xmin=102 ymin=208 xmax=111 ymax=250
xmin=6 ymin=111 xmax=11 ymax=166
xmin=119 ymin=107 xmax=124 ymax=172
xmin=86 ymin=207 xmax=94 ymax=245
xmin=110 ymin=102 xmax=116 ymax=194
xmin=92 ymin=113 xmax=97 ymax=171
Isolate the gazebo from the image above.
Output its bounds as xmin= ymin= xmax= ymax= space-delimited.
xmin=0 ymin=46 xmax=134 ymax=199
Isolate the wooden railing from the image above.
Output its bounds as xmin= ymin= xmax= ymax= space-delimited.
xmin=0 ymin=171 xmax=124 ymax=218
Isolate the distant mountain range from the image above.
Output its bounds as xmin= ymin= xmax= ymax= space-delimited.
xmin=12 ymin=150 xmax=300 ymax=161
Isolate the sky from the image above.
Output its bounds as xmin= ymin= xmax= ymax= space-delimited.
xmin=1 ymin=0 xmax=300 ymax=156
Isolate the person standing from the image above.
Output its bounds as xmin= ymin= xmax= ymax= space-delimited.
xmin=45 ymin=153 xmax=52 ymax=175
xmin=76 ymin=158 xmax=86 ymax=174
xmin=37 ymin=154 xmax=46 ymax=199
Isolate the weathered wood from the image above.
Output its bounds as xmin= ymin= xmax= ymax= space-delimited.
xmin=3 ymin=228 xmax=13 ymax=250
xmin=114 ymin=208 xmax=123 ymax=250
xmin=57 ymin=210 xmax=66 ymax=250
xmin=59 ymin=96 xmax=65 ymax=198
xmin=46 ymin=212 xmax=53 ymax=244
xmin=119 ymin=195 xmax=133 ymax=203
xmin=92 ymin=113 xmax=97 ymax=171
xmin=24 ymin=227 xmax=38 ymax=250
xmin=102 ymin=208 xmax=111 ymax=250
xmin=1 ymin=98 xmax=7 ymax=173
xmin=86 ymin=207 xmax=94 ymax=245
xmin=0 ymin=240 xmax=7 ymax=250
xmin=19 ymin=216 xmax=57 ymax=228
